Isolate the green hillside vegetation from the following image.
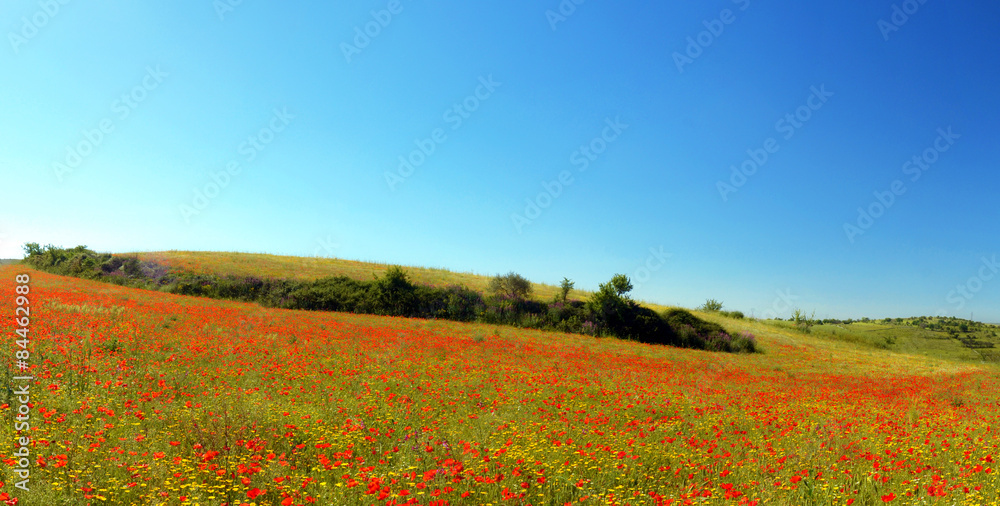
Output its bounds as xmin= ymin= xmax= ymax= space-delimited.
xmin=22 ymin=244 xmax=756 ymax=354
xmin=759 ymin=315 xmax=1000 ymax=364
xmin=132 ymin=250 xmax=596 ymax=304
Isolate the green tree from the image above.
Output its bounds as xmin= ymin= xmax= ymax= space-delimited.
xmin=700 ymin=299 xmax=723 ymax=312
xmin=791 ymin=308 xmax=816 ymax=333
xmin=488 ymin=272 xmax=533 ymax=301
xmin=370 ymin=266 xmax=416 ymax=316
xmin=559 ymin=277 xmax=574 ymax=302
xmin=588 ymin=274 xmax=634 ymax=336
xmin=607 ymin=274 xmax=632 ymax=298
xmin=22 ymin=243 xmax=42 ymax=258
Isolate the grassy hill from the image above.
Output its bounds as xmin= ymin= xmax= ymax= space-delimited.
xmin=132 ymin=251 xmax=592 ymax=301
xmin=29 ymin=246 xmax=755 ymax=351
xmin=131 ymin=250 xmax=677 ymax=312
xmin=760 ymin=316 xmax=1000 ymax=364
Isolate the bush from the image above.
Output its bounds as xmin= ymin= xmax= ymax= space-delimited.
xmin=488 ymin=272 xmax=532 ymax=301
xmin=588 ymin=274 xmax=635 ymax=337
xmin=658 ymin=308 xmax=757 ymax=352
xmin=674 ymin=324 xmax=706 ymax=349
xmin=661 ymin=308 xmax=727 ymax=337
xmin=706 ymin=332 xmax=732 ymax=352
xmin=628 ymin=305 xmax=678 ymax=346
xmin=700 ymin=299 xmax=724 ymax=312
xmin=730 ymin=331 xmax=758 ymax=353
xmin=414 ymin=285 xmax=484 ymax=321
xmin=285 ymin=276 xmax=370 ymax=312
xmin=546 ymin=300 xmax=585 ymax=331
xmin=369 ymin=266 xmax=416 ymax=316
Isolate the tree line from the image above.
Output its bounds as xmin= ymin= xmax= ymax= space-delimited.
xmin=21 ymin=244 xmax=757 ymax=353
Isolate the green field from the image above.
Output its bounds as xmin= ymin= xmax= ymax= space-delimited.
xmin=767 ymin=317 xmax=1000 ymax=364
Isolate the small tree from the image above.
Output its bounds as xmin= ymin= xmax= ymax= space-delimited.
xmin=791 ymin=308 xmax=816 ymax=333
xmin=701 ymin=299 xmax=723 ymax=312
xmin=559 ymin=277 xmax=574 ymax=302
xmin=22 ymin=243 xmax=42 ymax=258
xmin=791 ymin=308 xmax=816 ymax=324
xmin=588 ymin=274 xmax=634 ymax=336
xmin=488 ymin=272 xmax=532 ymax=301
xmin=608 ymin=274 xmax=632 ymax=298
xmin=486 ymin=272 xmax=533 ymax=324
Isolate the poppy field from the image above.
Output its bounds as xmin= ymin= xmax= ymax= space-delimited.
xmin=2 ymin=265 xmax=1000 ymax=505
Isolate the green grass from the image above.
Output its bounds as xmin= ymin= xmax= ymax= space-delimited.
xmin=758 ymin=318 xmax=1000 ymax=364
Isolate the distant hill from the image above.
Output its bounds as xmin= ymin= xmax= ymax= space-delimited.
xmin=0 ymin=259 xmax=20 ymax=265
xmin=783 ymin=316 xmax=1000 ymax=364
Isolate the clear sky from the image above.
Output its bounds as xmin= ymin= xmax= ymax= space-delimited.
xmin=2 ymin=1 xmax=998 ymax=322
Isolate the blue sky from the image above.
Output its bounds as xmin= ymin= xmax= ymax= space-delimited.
xmin=2 ymin=1 xmax=998 ymax=321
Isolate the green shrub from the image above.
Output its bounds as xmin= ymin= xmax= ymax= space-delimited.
xmin=369 ymin=266 xmax=416 ymax=316
xmin=587 ymin=274 xmax=634 ymax=337
xmin=700 ymin=299 xmax=723 ymax=312
xmin=286 ymin=276 xmax=370 ymax=312
xmin=488 ymin=272 xmax=532 ymax=300
xmin=414 ymin=285 xmax=484 ymax=321
xmin=674 ymin=324 xmax=706 ymax=349
xmin=628 ymin=305 xmax=678 ymax=346
xmin=661 ymin=308 xmax=726 ymax=337
xmin=730 ymin=332 xmax=758 ymax=353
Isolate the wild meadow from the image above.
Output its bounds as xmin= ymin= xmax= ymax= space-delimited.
xmin=2 ymin=265 xmax=1000 ymax=505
